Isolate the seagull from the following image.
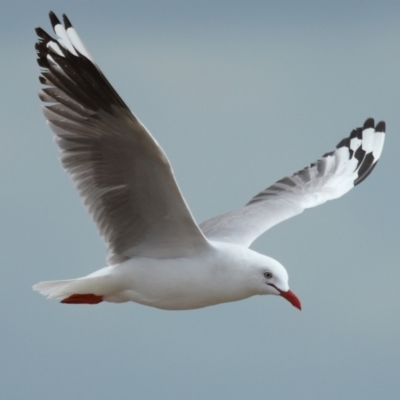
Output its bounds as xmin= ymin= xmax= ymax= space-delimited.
xmin=33 ymin=12 xmax=385 ymax=310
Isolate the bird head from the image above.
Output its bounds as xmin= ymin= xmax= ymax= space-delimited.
xmin=256 ymin=256 xmax=301 ymax=310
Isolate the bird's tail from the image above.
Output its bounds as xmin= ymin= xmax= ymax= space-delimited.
xmin=32 ymin=278 xmax=104 ymax=304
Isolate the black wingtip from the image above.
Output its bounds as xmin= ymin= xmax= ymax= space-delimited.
xmin=35 ymin=26 xmax=46 ymax=37
xmin=350 ymin=127 xmax=362 ymax=139
xmin=376 ymin=121 xmax=386 ymax=133
xmin=363 ymin=118 xmax=375 ymax=129
xmin=63 ymin=14 xmax=73 ymax=29
xmin=49 ymin=11 xmax=61 ymax=31
xmin=336 ymin=137 xmax=350 ymax=149
xmin=354 ymin=160 xmax=378 ymax=186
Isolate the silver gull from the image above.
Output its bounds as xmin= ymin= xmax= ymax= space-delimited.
xmin=33 ymin=12 xmax=385 ymax=310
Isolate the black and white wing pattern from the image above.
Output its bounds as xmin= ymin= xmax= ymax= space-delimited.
xmin=36 ymin=12 xmax=209 ymax=264
xmin=200 ymin=118 xmax=385 ymax=246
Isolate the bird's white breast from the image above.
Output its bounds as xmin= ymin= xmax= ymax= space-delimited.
xmin=103 ymin=242 xmax=260 ymax=310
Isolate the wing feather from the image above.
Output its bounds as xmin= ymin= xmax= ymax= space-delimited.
xmin=36 ymin=12 xmax=209 ymax=265
xmin=200 ymin=119 xmax=385 ymax=246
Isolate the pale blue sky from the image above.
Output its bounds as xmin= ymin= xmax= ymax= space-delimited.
xmin=1 ymin=1 xmax=399 ymax=399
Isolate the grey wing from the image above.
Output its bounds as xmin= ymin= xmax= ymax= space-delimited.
xmin=200 ymin=118 xmax=385 ymax=247
xmin=36 ymin=13 xmax=209 ymax=265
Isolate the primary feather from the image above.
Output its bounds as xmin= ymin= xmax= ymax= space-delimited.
xmin=35 ymin=12 xmax=208 ymax=266
xmin=200 ymin=118 xmax=385 ymax=246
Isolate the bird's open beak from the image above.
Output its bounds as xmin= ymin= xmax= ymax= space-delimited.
xmin=279 ymin=289 xmax=301 ymax=310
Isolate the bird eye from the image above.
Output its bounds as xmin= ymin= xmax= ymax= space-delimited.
xmin=264 ymin=272 xmax=273 ymax=279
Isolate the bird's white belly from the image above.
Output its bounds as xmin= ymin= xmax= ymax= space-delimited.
xmin=101 ymin=252 xmax=255 ymax=310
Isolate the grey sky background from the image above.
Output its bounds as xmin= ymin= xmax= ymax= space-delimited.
xmin=1 ymin=1 xmax=399 ymax=399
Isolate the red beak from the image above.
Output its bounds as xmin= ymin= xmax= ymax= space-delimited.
xmin=279 ymin=289 xmax=301 ymax=310
xmin=268 ymin=284 xmax=301 ymax=310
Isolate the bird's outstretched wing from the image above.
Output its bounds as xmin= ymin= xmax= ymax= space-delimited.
xmin=36 ymin=12 xmax=209 ymax=265
xmin=200 ymin=118 xmax=385 ymax=246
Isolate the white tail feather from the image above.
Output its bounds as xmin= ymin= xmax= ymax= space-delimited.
xmin=32 ymin=276 xmax=108 ymax=301
xmin=33 ymin=279 xmax=77 ymax=300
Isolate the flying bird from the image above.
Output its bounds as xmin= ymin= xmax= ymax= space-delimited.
xmin=33 ymin=12 xmax=385 ymax=310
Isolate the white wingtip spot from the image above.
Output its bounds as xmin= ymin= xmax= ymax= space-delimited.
xmin=66 ymin=27 xmax=93 ymax=61
xmin=47 ymin=41 xmax=64 ymax=56
xmin=54 ymin=23 xmax=78 ymax=56
xmin=361 ymin=127 xmax=375 ymax=153
xmin=349 ymin=137 xmax=362 ymax=151
xmin=372 ymin=132 xmax=385 ymax=160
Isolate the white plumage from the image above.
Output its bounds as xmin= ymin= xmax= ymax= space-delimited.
xmin=33 ymin=12 xmax=385 ymax=310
